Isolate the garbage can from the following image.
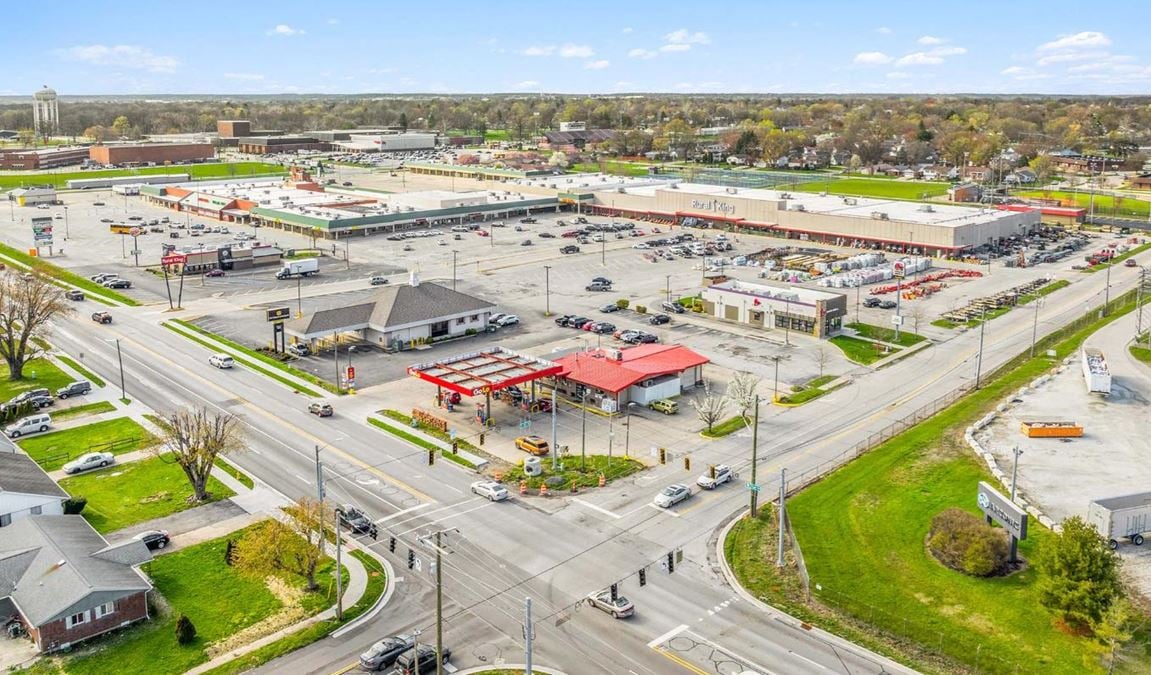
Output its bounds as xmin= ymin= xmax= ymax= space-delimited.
xmin=523 ymin=456 xmax=543 ymax=477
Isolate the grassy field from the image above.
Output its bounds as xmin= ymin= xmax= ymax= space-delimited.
xmin=846 ymin=322 xmax=926 ymax=347
xmin=501 ymin=454 xmax=643 ymax=489
xmin=792 ymin=177 xmax=950 ymax=200
xmin=701 ymin=415 xmax=750 ymax=437
xmin=731 ymin=291 xmax=1151 ymax=673
xmin=0 ymin=357 xmax=73 ymax=401
xmin=52 ymin=400 xmax=116 ymax=421
xmin=59 ymin=455 xmax=234 ymax=532
xmin=59 ymin=525 xmax=337 ymax=675
xmin=0 ymin=242 xmax=138 ymax=305
xmin=55 ymin=354 xmax=107 ymax=387
xmin=1131 ymin=344 xmax=1151 ymax=364
xmin=0 ymin=162 xmax=285 ymax=191
xmin=18 ymin=417 xmax=159 ymax=471
xmin=571 ymin=161 xmax=652 ymax=177
xmin=829 ymin=335 xmax=900 ymax=365
xmin=1016 ymin=189 xmax=1151 ymax=219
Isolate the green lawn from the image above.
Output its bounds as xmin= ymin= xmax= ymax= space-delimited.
xmin=1131 ymin=344 xmax=1151 ymax=364
xmin=59 ymin=455 xmax=234 ymax=532
xmin=701 ymin=415 xmax=750 ymax=438
xmin=829 ymin=335 xmax=900 ymax=365
xmin=55 ymin=354 xmax=107 ymax=387
xmin=0 ymin=242 xmax=138 ymax=305
xmin=571 ymin=161 xmax=652 ymax=177
xmin=502 ymin=454 xmax=643 ymax=489
xmin=52 ymin=400 xmax=116 ymax=421
xmin=1016 ymin=189 xmax=1151 ymax=219
xmin=778 ymin=374 xmax=841 ymax=405
xmin=18 ymin=417 xmax=159 ymax=471
xmin=1019 ymin=279 xmax=1071 ymax=302
xmin=0 ymin=162 xmax=285 ymax=191
xmin=731 ymin=290 xmax=1151 ymax=674
xmin=792 ymin=177 xmax=950 ymax=200
xmin=214 ymin=458 xmax=254 ymax=489
xmin=846 ymin=322 xmax=926 ymax=347
xmin=0 ymin=357 xmax=74 ymax=401
xmin=60 ymin=526 xmax=311 ymax=675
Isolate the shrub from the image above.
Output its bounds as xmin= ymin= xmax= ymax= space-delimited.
xmin=465 ymin=328 xmax=477 ymax=336
xmin=175 ymin=614 xmax=197 ymax=644
xmin=224 ymin=539 xmax=236 ymax=566
xmin=1037 ymin=515 xmax=1122 ymax=629
xmin=62 ymin=497 xmax=87 ymax=515
xmin=635 ymin=305 xmax=647 ymax=314
xmin=927 ymin=507 xmax=1009 ymax=577
xmin=616 ymin=298 xmax=630 ymax=309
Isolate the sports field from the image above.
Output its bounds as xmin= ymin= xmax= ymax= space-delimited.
xmin=791 ymin=177 xmax=950 ymax=200
xmin=0 ymin=162 xmax=286 ymax=191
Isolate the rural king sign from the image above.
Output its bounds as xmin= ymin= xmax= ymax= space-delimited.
xmin=977 ymin=481 xmax=1028 ymax=540
xmin=689 ymin=199 xmax=736 ymax=215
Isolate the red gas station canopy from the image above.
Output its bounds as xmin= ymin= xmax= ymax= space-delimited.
xmin=407 ymin=347 xmax=563 ymax=397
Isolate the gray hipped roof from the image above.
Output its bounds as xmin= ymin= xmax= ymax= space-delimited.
xmin=287 ymin=282 xmax=494 ymax=338
xmin=0 ymin=516 xmax=151 ymax=627
xmin=0 ymin=452 xmax=68 ymax=500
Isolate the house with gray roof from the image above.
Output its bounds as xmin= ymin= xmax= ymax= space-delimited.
xmin=0 ymin=452 xmax=68 ymax=528
xmin=286 ymin=273 xmax=496 ymax=351
xmin=0 ymin=516 xmax=152 ymax=652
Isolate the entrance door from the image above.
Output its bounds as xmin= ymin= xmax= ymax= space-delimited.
xmin=430 ymin=321 xmax=449 ymax=338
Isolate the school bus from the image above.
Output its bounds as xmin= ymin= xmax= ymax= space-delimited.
xmin=109 ymin=224 xmax=134 ymax=235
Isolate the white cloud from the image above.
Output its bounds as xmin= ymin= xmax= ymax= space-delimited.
xmin=584 ymin=59 xmax=610 ymax=70
xmin=512 ymin=80 xmax=540 ymax=89
xmin=58 ymin=44 xmax=179 ymax=72
xmin=223 ymin=72 xmax=265 ymax=81
xmin=917 ymin=35 xmax=945 ymax=45
xmin=1037 ymin=50 xmax=1109 ymax=66
xmin=659 ymin=43 xmax=692 ymax=53
xmin=628 ymin=48 xmax=658 ymax=59
xmin=522 ymin=45 xmax=555 ymax=56
xmin=621 ymin=27 xmax=633 ymax=34
xmin=326 ymin=18 xmax=339 ymax=25
xmin=876 ymin=26 xmax=892 ymax=35
xmin=267 ymin=24 xmax=304 ymax=36
xmin=1038 ymin=31 xmax=1111 ymax=52
xmin=559 ymin=43 xmax=594 ymax=58
xmin=896 ymin=52 xmax=943 ymax=66
xmin=853 ymin=51 xmax=893 ymax=66
xmin=664 ymin=29 xmax=710 ymax=45
xmin=886 ymin=72 xmax=910 ymax=79
xmin=1001 ymin=66 xmax=1028 ymax=75
xmin=613 ymin=81 xmax=633 ymax=89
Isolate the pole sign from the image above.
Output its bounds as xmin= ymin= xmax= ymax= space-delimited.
xmin=892 ymin=259 xmax=907 ymax=279
xmin=161 ymin=253 xmax=187 ymax=266
xmin=346 ymin=366 xmax=356 ymax=381
xmin=265 ymin=306 xmax=291 ymax=322
xmin=977 ymin=481 xmax=1028 ymax=540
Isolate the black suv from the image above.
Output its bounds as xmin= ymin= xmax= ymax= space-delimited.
xmin=9 ymin=389 xmax=50 ymax=407
xmin=661 ymin=301 xmax=685 ymax=314
xmin=863 ymin=297 xmax=881 ymax=308
xmin=560 ymin=245 xmax=580 ymax=254
xmin=394 ymin=645 xmax=452 ymax=675
xmin=555 ymin=314 xmax=575 ymax=326
xmin=57 ymin=381 xmax=92 ymax=399
xmin=336 ymin=504 xmax=372 ymax=534
xmin=649 ymin=313 xmax=671 ymax=325
xmin=568 ymin=317 xmax=593 ymax=329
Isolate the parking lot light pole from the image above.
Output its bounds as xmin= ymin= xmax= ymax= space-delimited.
xmin=1030 ymin=298 xmax=1043 ymax=358
xmin=975 ymin=306 xmax=988 ymax=389
xmin=543 ymin=265 xmax=552 ymax=316
xmin=665 ymin=275 xmax=671 ymax=304
xmin=63 ymin=206 xmax=69 ymax=240
xmin=770 ymin=355 xmax=782 ymax=403
xmin=452 ymin=251 xmax=458 ymax=291
xmin=105 ymin=338 xmax=126 ymax=401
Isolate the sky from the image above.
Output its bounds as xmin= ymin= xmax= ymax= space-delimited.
xmin=6 ymin=1 xmax=1151 ymax=96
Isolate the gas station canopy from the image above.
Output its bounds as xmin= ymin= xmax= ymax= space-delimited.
xmin=407 ymin=347 xmax=563 ymax=397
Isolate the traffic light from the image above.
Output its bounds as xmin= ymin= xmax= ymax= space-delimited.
xmin=638 ymin=568 xmax=647 ymax=587
xmin=659 ymin=447 xmax=667 ymax=464
xmin=451 ymin=440 xmax=459 ymax=454
xmin=684 ymin=456 xmax=691 ymax=471
xmin=479 ymin=433 xmax=485 ymax=446
xmin=407 ymin=549 xmax=415 ymax=569
xmin=389 ymin=536 xmax=396 ymax=553
xmin=369 ymin=525 xmax=378 ymax=541
xmin=428 ymin=448 xmax=436 ymax=466
xmin=610 ymin=583 xmax=618 ymax=601
xmin=667 ymin=551 xmax=675 ymax=574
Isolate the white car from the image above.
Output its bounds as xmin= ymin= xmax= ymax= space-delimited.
xmin=632 ymin=243 xmax=651 ymax=249
xmin=696 ymin=464 xmax=733 ymax=489
xmin=208 ymin=354 xmax=234 ymax=369
xmin=654 ymin=484 xmax=692 ymax=508
xmin=488 ymin=313 xmax=507 ymax=325
xmin=62 ymin=451 xmax=115 ymax=475
xmin=495 ymin=314 xmax=520 ymax=327
xmin=471 ymin=481 xmax=509 ymax=501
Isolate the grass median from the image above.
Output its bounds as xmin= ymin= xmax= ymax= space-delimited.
xmin=0 ymin=242 xmax=137 ymax=305
xmin=162 ymin=321 xmax=323 ymax=398
xmin=367 ymin=416 xmax=477 ymax=469
xmin=501 ymin=454 xmax=643 ymax=489
xmin=777 ymin=374 xmax=840 ymax=405
xmin=214 ymin=458 xmax=255 ymax=489
xmin=829 ymin=335 xmax=900 ymax=365
xmin=728 ymin=289 xmax=1151 ymax=673
xmin=55 ymin=354 xmax=107 ymax=387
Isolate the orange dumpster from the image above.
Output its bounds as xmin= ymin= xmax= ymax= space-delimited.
xmin=1020 ymin=421 xmax=1083 ymax=438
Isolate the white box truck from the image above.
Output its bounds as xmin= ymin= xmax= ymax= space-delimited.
xmin=1081 ymin=347 xmax=1112 ymax=395
xmin=1088 ymin=491 xmax=1151 ymax=549
xmin=276 ymin=258 xmax=319 ymax=280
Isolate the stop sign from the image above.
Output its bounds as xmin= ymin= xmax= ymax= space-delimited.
xmin=129 ymin=227 xmax=141 ymax=237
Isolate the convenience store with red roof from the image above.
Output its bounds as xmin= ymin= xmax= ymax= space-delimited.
xmin=551 ymin=344 xmax=709 ymax=412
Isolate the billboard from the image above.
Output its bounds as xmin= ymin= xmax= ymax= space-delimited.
xmin=977 ymin=481 xmax=1028 ymax=540
xmin=266 ymin=306 xmax=291 ymax=322
xmin=161 ymin=253 xmax=187 ymax=266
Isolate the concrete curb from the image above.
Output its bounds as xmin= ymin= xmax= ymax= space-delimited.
xmin=713 ymin=510 xmax=918 ymax=675
xmin=330 ymin=541 xmax=397 ymax=639
xmin=453 ymin=666 xmax=567 ymax=675
xmin=368 ymin=413 xmax=488 ymax=469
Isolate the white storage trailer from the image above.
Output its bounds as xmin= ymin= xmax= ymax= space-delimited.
xmin=1088 ymin=491 xmax=1151 ymax=549
xmin=1081 ymin=347 xmax=1112 ymax=395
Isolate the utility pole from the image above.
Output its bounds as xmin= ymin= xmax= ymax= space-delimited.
xmin=417 ymin=528 xmax=456 ymax=675
xmin=333 ymin=333 xmax=341 ymax=390
xmin=113 ymin=339 xmax=125 ymax=401
xmin=770 ymin=355 xmax=781 ymax=403
xmin=1030 ymin=298 xmax=1043 ymax=358
xmin=580 ymin=390 xmax=588 ymax=472
xmin=665 ymin=275 xmax=671 ymax=304
xmin=975 ymin=306 xmax=987 ymax=389
xmin=1103 ymin=259 xmax=1112 ymax=317
xmin=524 ymin=597 xmax=534 ymax=675
xmin=334 ymin=507 xmax=343 ymax=620
xmin=607 ymin=410 xmax=614 ymax=470
xmin=776 ymin=467 xmax=787 ymax=568
xmin=749 ymin=395 xmax=760 ymax=517
xmin=296 ymin=275 xmax=303 ymax=318
xmin=314 ymin=445 xmax=325 ymax=501
xmin=451 ymin=250 xmax=458 ymax=291
xmin=543 ymin=265 xmax=551 ymax=316
xmin=549 ymin=386 xmax=558 ymax=471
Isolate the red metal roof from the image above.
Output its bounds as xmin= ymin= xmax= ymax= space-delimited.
xmin=407 ymin=347 xmax=563 ymax=397
xmin=554 ymin=344 xmax=710 ymax=394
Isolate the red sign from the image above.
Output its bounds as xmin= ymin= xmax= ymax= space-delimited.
xmin=129 ymin=227 xmax=141 ymax=237
xmin=161 ymin=253 xmax=187 ymax=266
xmin=346 ymin=366 xmax=356 ymax=380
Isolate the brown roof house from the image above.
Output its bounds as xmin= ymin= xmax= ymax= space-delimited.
xmin=286 ymin=272 xmax=496 ymax=351
xmin=0 ymin=516 xmax=152 ymax=652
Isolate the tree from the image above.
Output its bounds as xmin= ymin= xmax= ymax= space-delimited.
xmin=0 ymin=274 xmax=71 ymax=381
xmin=154 ymin=408 xmax=244 ymax=504
xmin=1094 ymin=597 xmax=1138 ymax=672
xmin=1037 ymin=516 xmax=1122 ymax=630
xmin=83 ymin=125 xmax=108 ymax=144
xmin=17 ymin=128 xmax=35 ymax=146
xmin=814 ymin=345 xmax=832 ymax=378
xmin=725 ymin=371 xmax=760 ymax=423
xmin=233 ymin=498 xmax=329 ymax=592
xmin=907 ymin=303 xmax=927 ymax=336
xmin=398 ymin=112 xmax=408 ymax=132
xmin=175 ymin=614 xmax=197 ymax=645
xmin=692 ymin=383 xmax=729 ymax=432
xmin=224 ymin=539 xmax=236 ymax=566
xmin=927 ymin=508 xmax=1009 ymax=577
xmin=111 ymin=115 xmax=132 ymax=139
xmin=1029 ymin=154 xmax=1056 ymax=184
xmin=548 ymin=151 xmax=569 ymax=169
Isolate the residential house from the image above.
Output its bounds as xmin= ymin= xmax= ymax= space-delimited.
xmin=0 ymin=451 xmax=68 ymax=527
xmin=0 ymin=516 xmax=152 ymax=652
xmin=961 ymin=166 xmax=992 ymax=182
xmin=1129 ymin=174 xmax=1151 ymax=191
xmin=1005 ymin=168 xmax=1038 ymax=185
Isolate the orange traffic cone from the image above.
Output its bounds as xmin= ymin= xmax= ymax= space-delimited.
xmin=539 ymin=483 xmax=548 ymax=497
xmin=598 ymin=473 xmax=606 ymax=488
xmin=519 ymin=480 xmax=528 ymax=495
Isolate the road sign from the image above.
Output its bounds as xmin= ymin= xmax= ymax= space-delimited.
xmin=129 ymin=227 xmax=141 ymax=237
xmin=893 ymin=259 xmax=907 ymax=279
xmin=891 ymin=314 xmax=904 ymax=326
xmin=265 ymin=306 xmax=291 ymax=322
xmin=346 ymin=366 xmax=356 ymax=380
xmin=746 ymin=482 xmax=760 ymax=493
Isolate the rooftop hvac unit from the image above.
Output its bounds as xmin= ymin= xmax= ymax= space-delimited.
xmin=617 ymin=187 xmax=626 ymax=193
xmin=726 ymin=187 xmax=738 ymax=194
xmin=780 ymin=192 xmax=792 ymax=199
xmin=917 ymin=204 xmax=934 ymax=213
xmin=871 ymin=211 xmax=889 ymax=220
xmin=606 ymin=348 xmax=623 ymax=361
xmin=844 ymin=197 xmax=858 ymax=205
xmin=792 ymin=204 xmax=806 ymax=211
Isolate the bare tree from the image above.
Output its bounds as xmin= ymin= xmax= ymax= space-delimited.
xmin=907 ymin=303 xmax=927 ymax=335
xmin=233 ymin=498 xmax=329 ymax=592
xmin=155 ymin=408 xmax=244 ymax=503
xmin=814 ymin=345 xmax=832 ymax=379
xmin=0 ymin=273 xmax=71 ymax=380
xmin=726 ymin=371 xmax=761 ymax=423
xmin=692 ymin=383 xmax=730 ymax=433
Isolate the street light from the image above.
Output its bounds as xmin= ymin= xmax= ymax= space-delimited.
xmin=1030 ymin=298 xmax=1044 ymax=358
xmin=63 ymin=206 xmax=69 ymax=240
xmin=104 ymin=338 xmax=126 ymax=401
xmin=543 ymin=265 xmax=551 ymax=316
xmin=770 ymin=354 xmax=783 ymax=403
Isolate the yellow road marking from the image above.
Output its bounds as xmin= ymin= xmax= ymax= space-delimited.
xmin=653 ymin=646 xmax=710 ymax=674
xmin=329 ymin=663 xmax=358 ymax=675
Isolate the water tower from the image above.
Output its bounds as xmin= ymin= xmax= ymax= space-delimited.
xmin=32 ymin=85 xmax=59 ymax=139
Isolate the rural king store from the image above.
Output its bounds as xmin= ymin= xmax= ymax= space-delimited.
xmin=160 ymin=244 xmax=282 ymax=274
xmin=587 ymin=182 xmax=1038 ymax=257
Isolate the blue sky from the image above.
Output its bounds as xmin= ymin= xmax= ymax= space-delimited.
xmin=6 ymin=1 xmax=1151 ymax=95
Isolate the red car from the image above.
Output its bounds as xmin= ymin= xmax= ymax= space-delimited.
xmin=476 ymin=230 xmax=489 ymax=237
xmin=205 ymin=269 xmax=225 ymax=277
